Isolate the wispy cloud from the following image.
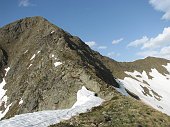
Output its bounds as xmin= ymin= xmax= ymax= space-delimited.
xmin=128 ymin=27 xmax=170 ymax=60
xmin=149 ymin=0 xmax=170 ymax=20
xmin=112 ymin=38 xmax=123 ymax=45
xmin=97 ymin=46 xmax=107 ymax=49
xmin=19 ymin=0 xmax=34 ymax=7
xmin=128 ymin=27 xmax=170 ymax=49
xmin=85 ymin=41 xmax=107 ymax=50
xmin=85 ymin=41 xmax=96 ymax=47
xmin=137 ymin=46 xmax=170 ymax=59
xmin=107 ymin=52 xmax=120 ymax=58
xmin=127 ymin=36 xmax=149 ymax=47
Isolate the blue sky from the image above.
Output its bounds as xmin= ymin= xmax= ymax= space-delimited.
xmin=1 ymin=0 xmax=170 ymax=61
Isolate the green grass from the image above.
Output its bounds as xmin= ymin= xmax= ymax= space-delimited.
xmin=50 ymin=95 xmax=170 ymax=127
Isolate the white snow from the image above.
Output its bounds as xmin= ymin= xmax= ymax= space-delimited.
xmin=0 ymin=79 xmax=7 ymax=101
xmin=27 ymin=64 xmax=32 ymax=69
xmin=5 ymin=67 xmax=10 ymax=77
xmin=0 ymin=67 xmax=11 ymax=119
xmin=119 ymin=63 xmax=170 ymax=116
xmin=0 ymin=67 xmax=10 ymax=100
xmin=37 ymin=51 xmax=40 ymax=54
xmin=30 ymin=54 xmax=36 ymax=60
xmin=54 ymin=62 xmax=62 ymax=67
xmin=72 ymin=86 xmax=103 ymax=108
xmin=30 ymin=51 xmax=41 ymax=61
xmin=50 ymin=30 xmax=55 ymax=34
xmin=0 ymin=86 xmax=104 ymax=127
xmin=24 ymin=50 xmax=28 ymax=54
xmin=0 ymin=103 xmax=12 ymax=120
xmin=19 ymin=98 xmax=23 ymax=105
xmin=115 ymin=79 xmax=129 ymax=96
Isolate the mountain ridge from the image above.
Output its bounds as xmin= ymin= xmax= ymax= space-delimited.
xmin=0 ymin=16 xmax=170 ymax=126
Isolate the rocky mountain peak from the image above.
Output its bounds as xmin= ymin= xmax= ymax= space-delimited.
xmin=0 ymin=16 xmax=119 ymax=119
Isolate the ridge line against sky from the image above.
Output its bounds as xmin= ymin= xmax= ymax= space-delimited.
xmin=1 ymin=0 xmax=170 ymax=61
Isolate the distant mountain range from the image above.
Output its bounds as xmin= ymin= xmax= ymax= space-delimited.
xmin=0 ymin=17 xmax=170 ymax=127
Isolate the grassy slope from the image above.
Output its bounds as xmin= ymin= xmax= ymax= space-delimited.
xmin=50 ymin=94 xmax=170 ymax=127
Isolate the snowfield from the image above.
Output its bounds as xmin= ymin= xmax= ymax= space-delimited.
xmin=0 ymin=86 xmax=104 ymax=127
xmin=119 ymin=63 xmax=170 ymax=116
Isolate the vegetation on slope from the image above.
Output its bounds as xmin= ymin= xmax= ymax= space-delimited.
xmin=50 ymin=95 xmax=170 ymax=127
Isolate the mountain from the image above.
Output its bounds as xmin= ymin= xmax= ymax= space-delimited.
xmin=0 ymin=17 xmax=170 ymax=126
xmin=97 ymin=56 xmax=170 ymax=115
xmin=0 ymin=16 xmax=119 ymax=119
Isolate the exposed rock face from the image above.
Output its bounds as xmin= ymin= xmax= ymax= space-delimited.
xmin=0 ymin=16 xmax=119 ymax=119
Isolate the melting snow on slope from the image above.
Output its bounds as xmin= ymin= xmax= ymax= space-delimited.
xmin=0 ymin=86 xmax=104 ymax=127
xmin=0 ymin=103 xmax=12 ymax=120
xmin=54 ymin=62 xmax=62 ymax=67
xmin=27 ymin=64 xmax=32 ymax=69
xmin=0 ymin=67 xmax=12 ymax=119
xmin=24 ymin=50 xmax=28 ymax=54
xmin=19 ymin=98 xmax=23 ymax=105
xmin=119 ymin=63 xmax=170 ymax=116
xmin=30 ymin=51 xmax=41 ymax=60
xmin=115 ymin=79 xmax=129 ymax=96
xmin=30 ymin=54 xmax=36 ymax=60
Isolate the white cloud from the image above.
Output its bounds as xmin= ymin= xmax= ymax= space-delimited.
xmin=128 ymin=27 xmax=170 ymax=49
xmin=137 ymin=50 xmax=158 ymax=57
xmin=85 ymin=41 xmax=107 ymax=50
xmin=128 ymin=36 xmax=149 ymax=47
xmin=107 ymin=52 xmax=120 ymax=58
xmin=19 ymin=0 xmax=34 ymax=7
xmin=137 ymin=46 xmax=170 ymax=59
xmin=97 ymin=46 xmax=107 ymax=49
xmin=85 ymin=41 xmax=96 ymax=47
xmin=143 ymin=27 xmax=170 ymax=49
xmin=112 ymin=38 xmax=123 ymax=45
xmin=149 ymin=0 xmax=170 ymax=20
xmin=128 ymin=27 xmax=170 ymax=60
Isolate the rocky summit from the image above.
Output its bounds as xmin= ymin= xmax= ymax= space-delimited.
xmin=0 ymin=17 xmax=170 ymax=126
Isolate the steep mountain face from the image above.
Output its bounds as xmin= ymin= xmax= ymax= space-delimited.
xmin=0 ymin=17 xmax=170 ymax=126
xmin=0 ymin=16 xmax=119 ymax=119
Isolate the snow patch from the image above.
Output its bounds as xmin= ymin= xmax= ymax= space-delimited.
xmin=50 ymin=30 xmax=55 ymax=34
xmin=30 ymin=51 xmax=41 ymax=61
xmin=19 ymin=98 xmax=23 ymax=105
xmin=30 ymin=54 xmax=36 ymax=60
xmin=5 ymin=67 xmax=10 ymax=77
xmin=37 ymin=51 xmax=40 ymax=54
xmin=115 ymin=79 xmax=129 ymax=96
xmin=52 ymin=54 xmax=54 ymax=58
xmin=0 ymin=67 xmax=10 ymax=101
xmin=0 ymin=79 xmax=7 ymax=100
xmin=24 ymin=50 xmax=28 ymax=54
xmin=0 ymin=86 xmax=104 ymax=126
xmin=27 ymin=64 xmax=32 ymax=69
xmin=72 ymin=86 xmax=103 ymax=108
xmin=120 ymin=63 xmax=170 ymax=116
xmin=0 ymin=67 xmax=11 ymax=119
xmin=54 ymin=62 xmax=62 ymax=67
xmin=0 ymin=103 xmax=12 ymax=120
